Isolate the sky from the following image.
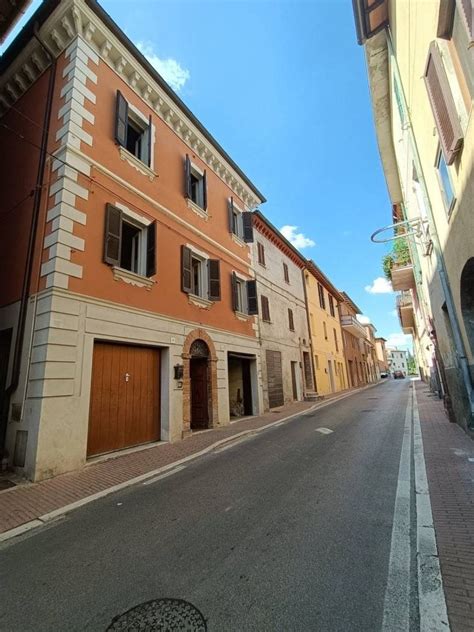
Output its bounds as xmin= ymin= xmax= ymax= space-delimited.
xmin=1 ymin=0 xmax=412 ymax=351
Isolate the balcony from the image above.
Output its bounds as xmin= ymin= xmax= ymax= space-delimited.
xmin=340 ymin=314 xmax=367 ymax=339
xmin=397 ymin=291 xmax=415 ymax=333
xmin=391 ymin=261 xmax=416 ymax=291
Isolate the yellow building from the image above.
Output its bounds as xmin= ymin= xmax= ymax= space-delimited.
xmin=304 ymin=261 xmax=348 ymax=395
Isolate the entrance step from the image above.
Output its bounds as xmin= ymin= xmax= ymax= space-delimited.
xmin=304 ymin=392 xmax=324 ymax=402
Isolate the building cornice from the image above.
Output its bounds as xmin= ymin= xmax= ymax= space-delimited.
xmin=0 ymin=0 xmax=264 ymax=209
xmin=253 ymin=211 xmax=307 ymax=269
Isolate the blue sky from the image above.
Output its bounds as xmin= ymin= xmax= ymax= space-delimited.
xmin=2 ymin=0 xmax=410 ymax=350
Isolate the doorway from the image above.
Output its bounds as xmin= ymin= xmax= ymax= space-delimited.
xmin=328 ymin=359 xmax=335 ymax=393
xmin=228 ymin=353 xmax=254 ymax=418
xmin=291 ymin=361 xmax=298 ymax=400
xmin=189 ymin=339 xmax=210 ymax=430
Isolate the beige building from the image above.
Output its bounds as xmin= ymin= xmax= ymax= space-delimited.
xmin=305 ymin=262 xmax=347 ymax=396
xmin=375 ymin=337 xmax=389 ymax=377
xmin=363 ymin=324 xmax=379 ymax=383
xmin=353 ymin=0 xmax=474 ymax=431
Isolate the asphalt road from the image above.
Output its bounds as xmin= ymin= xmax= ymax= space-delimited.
xmin=1 ymin=380 xmax=414 ymax=631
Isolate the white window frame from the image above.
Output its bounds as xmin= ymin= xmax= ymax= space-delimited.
xmin=127 ymin=103 xmax=154 ymax=169
xmin=230 ymin=198 xmax=244 ymax=240
xmin=435 ymin=145 xmax=456 ymax=216
xmin=186 ymin=243 xmax=209 ymax=300
xmin=233 ymin=271 xmax=249 ymax=315
xmin=189 ymin=162 xmax=206 ymax=210
xmin=115 ymin=203 xmax=151 ymax=277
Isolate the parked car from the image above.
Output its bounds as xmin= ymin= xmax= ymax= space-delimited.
xmin=393 ymin=370 xmax=405 ymax=379
xmin=380 ymin=371 xmax=388 ymax=378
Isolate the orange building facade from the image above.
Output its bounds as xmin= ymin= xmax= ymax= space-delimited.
xmin=0 ymin=0 xmax=265 ymax=480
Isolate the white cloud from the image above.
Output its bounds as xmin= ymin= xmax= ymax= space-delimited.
xmin=279 ymin=225 xmax=315 ymax=249
xmin=385 ymin=332 xmax=412 ymax=349
xmin=357 ymin=315 xmax=371 ymax=325
xmin=365 ymin=277 xmax=393 ymax=294
xmin=136 ymin=42 xmax=190 ymax=92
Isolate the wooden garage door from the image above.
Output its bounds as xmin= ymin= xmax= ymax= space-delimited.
xmin=266 ymin=350 xmax=284 ymax=409
xmin=87 ymin=342 xmax=160 ymax=457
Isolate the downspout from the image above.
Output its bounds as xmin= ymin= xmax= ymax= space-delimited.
xmin=302 ymin=267 xmax=318 ymax=394
xmin=1 ymin=27 xmax=57 ymax=453
xmin=385 ymin=28 xmax=474 ymax=426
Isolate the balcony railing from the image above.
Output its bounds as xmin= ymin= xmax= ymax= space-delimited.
xmin=340 ymin=314 xmax=367 ymax=339
xmin=397 ymin=291 xmax=415 ymax=333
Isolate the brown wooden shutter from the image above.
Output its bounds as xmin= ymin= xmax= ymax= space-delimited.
xmin=146 ymin=221 xmax=156 ymax=277
xmin=208 ymin=259 xmax=221 ymax=300
xmin=228 ymin=197 xmax=234 ymax=234
xmin=283 ymin=263 xmax=289 ymax=283
xmin=104 ymin=204 xmax=122 ymax=266
xmin=181 ymin=245 xmax=192 ymax=293
xmin=424 ymin=42 xmax=463 ymax=165
xmin=246 ymin=280 xmax=258 ymax=315
xmin=242 ymin=212 xmax=254 ymax=243
xmin=231 ymin=272 xmax=238 ymax=311
xmin=288 ymin=308 xmax=294 ymax=331
xmin=115 ymin=91 xmax=128 ymax=147
xmin=261 ymin=295 xmax=270 ymax=321
xmin=202 ymin=170 xmax=208 ymax=211
xmin=184 ymin=155 xmax=192 ymax=199
xmin=258 ymin=242 xmax=266 ymax=266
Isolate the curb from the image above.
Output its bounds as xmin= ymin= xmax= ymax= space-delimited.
xmin=0 ymin=380 xmax=384 ymax=544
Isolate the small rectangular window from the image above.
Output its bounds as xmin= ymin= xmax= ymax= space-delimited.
xmin=318 ymin=283 xmax=326 ymax=309
xmin=323 ymin=321 xmax=327 ymax=340
xmin=115 ymin=91 xmax=151 ymax=167
xmin=257 ymin=242 xmax=266 ymax=266
xmin=333 ymin=328 xmax=339 ymax=352
xmin=329 ymin=295 xmax=335 ymax=317
xmin=191 ymin=256 xmax=202 ymax=296
xmin=283 ymin=263 xmax=290 ymax=283
xmin=181 ymin=246 xmax=220 ymax=301
xmin=103 ymin=204 xmax=156 ymax=277
xmin=288 ymin=308 xmax=295 ymax=331
xmin=436 ymin=146 xmax=456 ymax=214
xmin=261 ymin=295 xmax=270 ymax=322
xmin=228 ymin=198 xmax=254 ymax=242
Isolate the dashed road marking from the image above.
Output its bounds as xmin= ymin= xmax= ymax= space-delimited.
xmin=143 ymin=465 xmax=187 ymax=486
xmin=315 ymin=427 xmax=333 ymax=435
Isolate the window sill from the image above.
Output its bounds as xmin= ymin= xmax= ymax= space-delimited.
xmin=112 ymin=266 xmax=155 ymax=290
xmin=186 ymin=198 xmax=208 ymax=220
xmin=231 ymin=233 xmax=245 ymax=247
xmin=119 ymin=146 xmax=157 ymax=181
xmin=188 ymin=294 xmax=213 ymax=309
xmin=235 ymin=311 xmax=252 ymax=321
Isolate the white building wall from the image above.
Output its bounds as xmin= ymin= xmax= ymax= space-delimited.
xmin=251 ymin=231 xmax=311 ymax=409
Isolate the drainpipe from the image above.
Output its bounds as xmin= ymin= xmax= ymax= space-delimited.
xmin=1 ymin=27 xmax=57 ymax=455
xmin=385 ymin=28 xmax=474 ymax=426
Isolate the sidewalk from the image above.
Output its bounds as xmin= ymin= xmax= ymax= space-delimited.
xmin=0 ymin=384 xmax=377 ymax=540
xmin=415 ymin=381 xmax=474 ymax=632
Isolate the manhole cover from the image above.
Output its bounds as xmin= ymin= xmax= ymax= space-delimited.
xmin=107 ymin=598 xmax=207 ymax=631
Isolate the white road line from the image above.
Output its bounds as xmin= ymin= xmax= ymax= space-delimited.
xmin=382 ymin=391 xmax=412 ymax=632
xmin=412 ymin=387 xmax=450 ymax=631
xmin=143 ymin=465 xmax=187 ymax=486
xmin=315 ymin=427 xmax=333 ymax=434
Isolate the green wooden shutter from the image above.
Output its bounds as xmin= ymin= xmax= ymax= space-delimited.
xmin=247 ymin=279 xmax=258 ymax=315
xmin=208 ymin=259 xmax=221 ymax=300
xmin=146 ymin=221 xmax=156 ymax=277
xmin=231 ymin=272 xmax=238 ymax=311
xmin=115 ymin=91 xmax=128 ymax=147
xmin=202 ymin=170 xmax=208 ymax=211
xmin=181 ymin=245 xmax=192 ymax=293
xmin=242 ymin=212 xmax=254 ymax=243
xmin=103 ymin=204 xmax=122 ymax=266
xmin=185 ymin=155 xmax=192 ymax=199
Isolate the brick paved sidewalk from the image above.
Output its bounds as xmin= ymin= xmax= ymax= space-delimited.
xmin=1 ymin=383 xmax=377 ymax=538
xmin=415 ymin=381 xmax=474 ymax=632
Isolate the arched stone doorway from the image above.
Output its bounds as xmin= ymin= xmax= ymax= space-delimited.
xmin=460 ymin=258 xmax=474 ymax=357
xmin=182 ymin=329 xmax=218 ymax=436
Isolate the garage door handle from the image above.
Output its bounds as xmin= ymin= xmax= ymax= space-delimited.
xmin=124 ymin=373 xmax=131 ymax=382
